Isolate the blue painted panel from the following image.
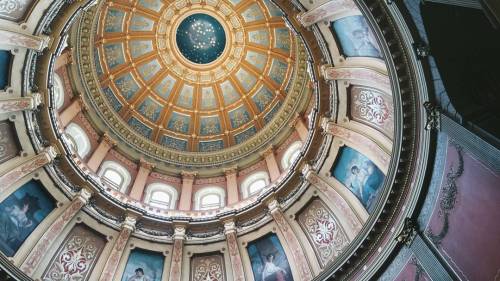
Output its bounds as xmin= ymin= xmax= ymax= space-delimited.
xmin=155 ymin=75 xmax=176 ymax=101
xmin=103 ymin=87 xmax=123 ymax=111
xmin=331 ymin=16 xmax=382 ymax=58
xmin=241 ymin=3 xmax=265 ymax=22
xmin=137 ymin=97 xmax=162 ymax=122
xmin=252 ymin=86 xmax=274 ymax=112
xmin=130 ymin=14 xmax=154 ymax=32
xmin=199 ymin=140 xmax=224 ymax=152
xmin=176 ymin=85 xmax=194 ymax=109
xmin=236 ymin=68 xmax=257 ymax=92
xmin=161 ymin=135 xmax=188 ymax=151
xmin=331 ymin=146 xmax=385 ymax=213
xmin=200 ymin=87 xmax=217 ymax=110
xmin=115 ymin=73 xmax=139 ymax=100
xmin=167 ymin=112 xmax=190 ymax=134
xmin=234 ymin=126 xmax=257 ymax=144
xmin=104 ymin=9 xmax=125 ymax=33
xmin=247 ymin=233 xmax=294 ymax=281
xmin=128 ymin=117 xmax=153 ymax=138
xmin=129 ymin=40 xmax=153 ymax=59
xmin=248 ymin=30 xmax=270 ymax=47
xmin=104 ymin=43 xmax=126 ymax=69
xmin=0 ymin=51 xmax=11 ymax=90
xmin=269 ymin=59 xmax=288 ymax=85
xmin=228 ymin=106 xmax=251 ymax=129
xmin=138 ymin=59 xmax=161 ymax=81
xmin=121 ymin=249 xmax=164 ymax=281
xmin=0 ymin=180 xmax=55 ymax=257
xmin=200 ymin=116 xmax=222 ymax=136
xmin=264 ymin=101 xmax=281 ymax=124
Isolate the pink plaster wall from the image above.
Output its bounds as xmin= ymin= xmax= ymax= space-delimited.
xmin=71 ymin=113 xmax=99 ymax=161
xmin=426 ymin=141 xmax=500 ymax=281
xmin=276 ymin=131 xmax=301 ymax=171
xmin=101 ymin=149 xmax=138 ymax=193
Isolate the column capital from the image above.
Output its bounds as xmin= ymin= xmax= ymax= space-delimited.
xmin=75 ymin=95 xmax=87 ymax=112
xmin=267 ymin=199 xmax=281 ymax=213
xmin=173 ymin=225 xmax=187 ymax=240
xmin=76 ymin=188 xmax=92 ymax=203
xmin=181 ymin=171 xmax=197 ymax=180
xmin=321 ymin=117 xmax=334 ymax=133
xmin=260 ymin=146 xmax=275 ymax=158
xmin=101 ymin=133 xmax=117 ymax=147
xmin=44 ymin=145 xmax=60 ymax=161
xmin=288 ymin=113 xmax=304 ymax=128
xmin=223 ymin=219 xmax=237 ymax=234
xmin=223 ymin=166 xmax=238 ymax=176
xmin=301 ymin=164 xmax=316 ymax=179
xmin=139 ymin=158 xmax=155 ymax=170
xmin=121 ymin=215 xmax=137 ymax=231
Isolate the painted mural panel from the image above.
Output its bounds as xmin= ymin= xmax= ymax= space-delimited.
xmin=298 ymin=199 xmax=349 ymax=267
xmin=0 ymin=180 xmax=55 ymax=256
xmin=248 ymin=233 xmax=294 ymax=281
xmin=0 ymin=120 xmax=20 ymax=164
xmin=190 ymin=253 xmax=226 ymax=281
xmin=121 ymin=249 xmax=165 ymax=281
xmin=0 ymin=50 xmax=11 ymax=90
xmin=331 ymin=16 xmax=382 ymax=58
xmin=42 ymin=224 xmax=106 ymax=281
xmin=331 ymin=146 xmax=384 ymax=212
xmin=425 ymin=143 xmax=500 ymax=281
xmin=349 ymin=86 xmax=394 ymax=137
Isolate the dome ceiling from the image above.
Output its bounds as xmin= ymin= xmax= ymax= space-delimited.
xmin=91 ymin=0 xmax=299 ymax=155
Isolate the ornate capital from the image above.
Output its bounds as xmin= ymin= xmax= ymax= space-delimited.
xmin=173 ymin=226 xmax=186 ymax=240
xmin=260 ymin=146 xmax=275 ymax=158
xmin=139 ymin=159 xmax=155 ymax=170
xmin=44 ymin=146 xmax=60 ymax=161
xmin=122 ymin=216 xmax=137 ymax=231
xmin=76 ymin=188 xmax=92 ymax=203
xmin=424 ymin=102 xmax=440 ymax=131
xmin=267 ymin=199 xmax=281 ymax=214
xmin=223 ymin=166 xmax=238 ymax=176
xmin=288 ymin=113 xmax=304 ymax=128
xmin=301 ymin=164 xmax=316 ymax=179
xmin=101 ymin=133 xmax=117 ymax=147
xmin=395 ymin=218 xmax=418 ymax=247
xmin=181 ymin=171 xmax=197 ymax=180
xmin=223 ymin=220 xmax=237 ymax=234
xmin=321 ymin=117 xmax=333 ymax=134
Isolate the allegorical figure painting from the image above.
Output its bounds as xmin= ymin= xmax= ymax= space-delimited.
xmin=248 ymin=233 xmax=294 ymax=281
xmin=331 ymin=146 xmax=385 ymax=213
xmin=0 ymin=180 xmax=55 ymax=256
xmin=331 ymin=15 xmax=382 ymax=58
xmin=121 ymin=249 xmax=164 ymax=281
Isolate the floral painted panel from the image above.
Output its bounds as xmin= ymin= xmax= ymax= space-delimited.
xmin=191 ymin=253 xmax=226 ymax=281
xmin=0 ymin=120 xmax=20 ymax=164
xmin=297 ymin=199 xmax=349 ymax=267
xmin=349 ymin=86 xmax=394 ymax=137
xmin=42 ymin=224 xmax=106 ymax=281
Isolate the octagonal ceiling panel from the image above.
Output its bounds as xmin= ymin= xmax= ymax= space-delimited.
xmin=94 ymin=0 xmax=296 ymax=153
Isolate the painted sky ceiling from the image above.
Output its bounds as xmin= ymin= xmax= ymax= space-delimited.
xmin=94 ymin=0 xmax=296 ymax=153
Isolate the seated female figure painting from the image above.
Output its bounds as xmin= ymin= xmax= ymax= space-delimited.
xmin=248 ymin=233 xmax=293 ymax=281
xmin=331 ymin=146 xmax=385 ymax=213
xmin=0 ymin=180 xmax=55 ymax=256
xmin=121 ymin=249 xmax=164 ymax=281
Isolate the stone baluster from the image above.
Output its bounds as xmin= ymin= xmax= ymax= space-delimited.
xmin=0 ymin=93 xmax=41 ymax=115
xmin=129 ymin=159 xmax=154 ymax=200
xmin=268 ymin=200 xmax=314 ymax=281
xmin=21 ymin=188 xmax=92 ymax=276
xmin=224 ymin=220 xmax=246 ymax=281
xmin=87 ymin=133 xmax=116 ymax=172
xmin=98 ymin=216 xmax=137 ymax=281
xmin=0 ymin=146 xmax=58 ymax=189
xmin=169 ymin=226 xmax=186 ymax=281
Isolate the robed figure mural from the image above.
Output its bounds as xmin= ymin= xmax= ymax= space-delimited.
xmin=248 ymin=233 xmax=294 ymax=281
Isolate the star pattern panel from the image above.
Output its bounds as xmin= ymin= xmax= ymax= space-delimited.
xmin=95 ymin=0 xmax=296 ymax=152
